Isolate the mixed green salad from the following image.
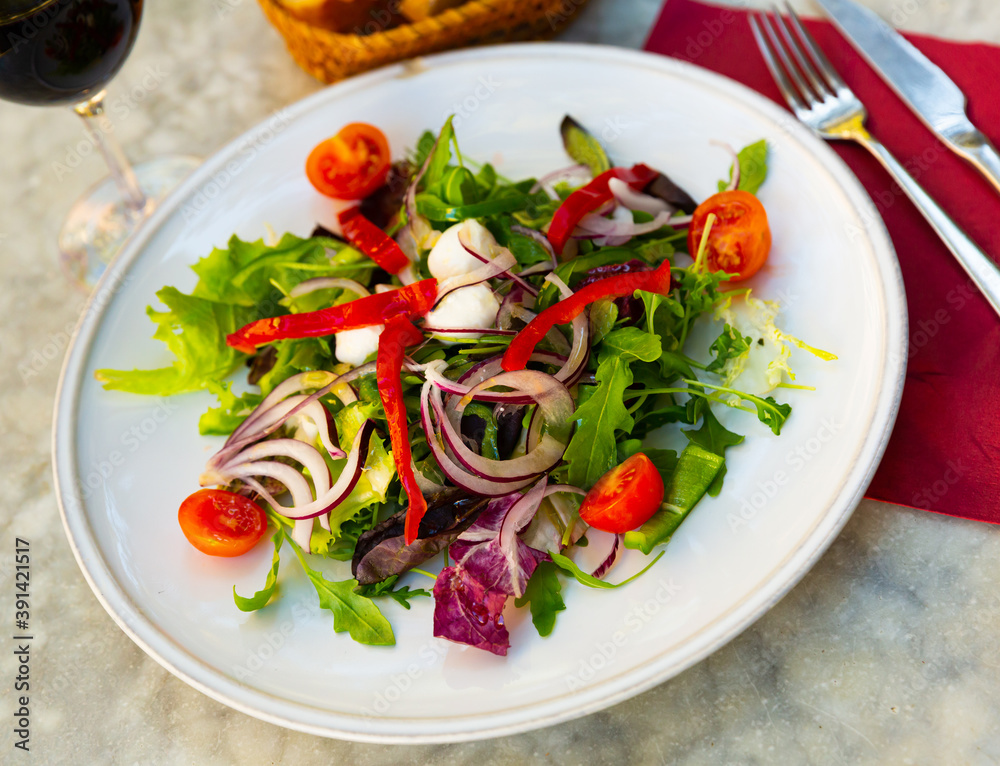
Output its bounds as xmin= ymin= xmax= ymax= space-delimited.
xmin=95 ymin=116 xmax=832 ymax=655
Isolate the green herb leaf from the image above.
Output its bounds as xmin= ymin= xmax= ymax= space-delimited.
xmin=199 ymin=381 xmax=263 ymax=435
xmin=560 ymin=115 xmax=612 ymax=177
xmin=550 ymin=550 xmax=664 ymax=589
xmin=563 ymin=355 xmax=635 ymax=488
xmin=718 ymin=140 xmax=768 ymax=195
xmin=514 ymin=560 xmax=565 ymax=637
xmin=292 ymin=544 xmax=394 ymax=646
xmin=233 ymin=527 xmax=284 ymax=611
xmin=706 ymin=324 xmax=752 ymax=373
xmin=599 ymin=327 xmax=662 ymax=364
xmin=355 ymin=575 xmax=431 ymax=610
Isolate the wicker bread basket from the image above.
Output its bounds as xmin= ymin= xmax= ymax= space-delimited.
xmin=258 ymin=0 xmax=590 ymax=84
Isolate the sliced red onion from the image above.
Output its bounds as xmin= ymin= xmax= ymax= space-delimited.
xmin=576 ymin=210 xmax=673 ymax=238
xmin=531 ymin=164 xmax=592 ymax=200
xmin=510 ymin=224 xmax=558 ymax=269
xmin=431 ymin=379 xmax=569 ymax=482
xmin=228 ymin=364 xmax=374 ymax=453
xmin=217 ymin=437 xmax=332 ymax=496
xmin=435 ymin=244 xmax=518 ymax=303
xmin=499 ymin=478 xmax=549 ymax=552
xmin=458 ymin=230 xmax=538 ymax=297
xmin=543 ymin=484 xmax=587 ymax=499
xmin=206 ymin=460 xmax=315 ymax=508
xmin=712 ymin=140 xmax=740 ymax=192
xmin=497 ymin=285 xmax=536 ymax=330
xmin=289 ymin=277 xmax=370 ymax=299
xmin=248 ymin=420 xmax=374 ymax=521
xmin=425 ymin=359 xmax=541 ymax=407
xmin=590 ymin=532 xmax=622 ymax=580
xmin=420 ymin=379 xmax=536 ymax=497
xmin=518 ymin=261 xmax=556 ymax=277
xmin=544 ymin=274 xmax=590 ymax=386
xmin=608 ymin=177 xmax=672 ymax=216
xmin=403 ymin=140 xmax=437 ymax=252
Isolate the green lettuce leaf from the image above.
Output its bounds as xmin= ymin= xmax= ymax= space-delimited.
xmin=233 ymin=527 xmax=284 ymax=611
xmin=94 ymin=286 xmax=253 ymax=395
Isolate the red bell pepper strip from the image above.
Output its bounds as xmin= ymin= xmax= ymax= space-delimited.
xmin=226 ymin=278 xmax=437 ymax=354
xmin=376 ymin=316 xmax=428 ymax=545
xmin=546 ymin=164 xmax=660 ymax=256
xmin=339 ymin=207 xmax=411 ymax=274
xmin=501 ymin=261 xmax=672 ymax=372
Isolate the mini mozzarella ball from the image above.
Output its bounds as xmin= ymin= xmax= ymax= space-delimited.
xmin=427 ymin=219 xmax=498 ymax=280
xmin=425 ymin=284 xmax=500 ymax=341
xmin=334 ymin=325 xmax=383 ymax=367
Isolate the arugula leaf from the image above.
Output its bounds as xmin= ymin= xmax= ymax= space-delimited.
xmin=234 ymin=527 xmax=284 ymax=611
xmin=600 ymin=327 xmax=662 ymax=364
xmin=706 ymin=324 xmax=752 ymax=373
xmin=684 ymin=380 xmax=791 ymax=436
xmin=422 ymin=115 xmax=455 ymax=190
xmin=563 ymin=355 xmax=634 ymax=488
xmin=355 ymin=575 xmax=431 ymax=610
xmin=514 ymin=560 xmax=565 ymax=637
xmin=550 ymin=550 xmax=664 ymax=589
xmin=416 ymin=189 xmax=528 ymax=222
xmin=718 ymin=140 xmax=768 ymax=195
xmin=94 ymin=287 xmax=253 ymax=396
xmin=291 ymin=543 xmax=394 ymax=646
xmin=588 ymin=299 xmax=618 ymax=345
xmin=560 ymin=115 xmax=611 ymax=177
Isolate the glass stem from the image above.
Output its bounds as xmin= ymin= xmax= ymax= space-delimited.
xmin=73 ymin=90 xmax=146 ymax=214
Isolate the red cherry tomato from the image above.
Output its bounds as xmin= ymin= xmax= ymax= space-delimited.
xmin=578 ymin=453 xmax=665 ymax=534
xmin=687 ymin=190 xmax=771 ymax=282
xmin=306 ymin=123 xmax=391 ymax=200
xmin=178 ymin=489 xmax=268 ymax=557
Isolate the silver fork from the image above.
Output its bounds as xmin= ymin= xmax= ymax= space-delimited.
xmin=751 ymin=4 xmax=1000 ymax=319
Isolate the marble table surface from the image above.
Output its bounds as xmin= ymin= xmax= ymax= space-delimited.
xmin=3 ymin=0 xmax=1000 ymax=762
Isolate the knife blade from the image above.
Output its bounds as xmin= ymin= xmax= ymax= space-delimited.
xmin=814 ymin=0 xmax=1000 ymax=195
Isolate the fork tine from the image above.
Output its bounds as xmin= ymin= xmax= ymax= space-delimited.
xmin=782 ymin=2 xmax=849 ymax=92
xmin=770 ymin=4 xmax=830 ymax=98
xmin=749 ymin=13 xmax=807 ymax=112
xmin=756 ymin=11 xmax=816 ymax=105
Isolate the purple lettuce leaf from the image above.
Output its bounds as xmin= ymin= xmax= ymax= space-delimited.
xmin=432 ymin=565 xmax=510 ymax=656
xmin=450 ymin=481 xmax=549 ymax=599
xmin=431 ymin=482 xmax=553 ymax=655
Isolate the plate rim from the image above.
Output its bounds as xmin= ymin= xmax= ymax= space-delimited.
xmin=52 ymin=41 xmax=908 ymax=743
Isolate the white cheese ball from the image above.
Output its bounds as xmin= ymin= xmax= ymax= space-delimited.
xmin=425 ymin=284 xmax=500 ymax=341
xmin=334 ymin=325 xmax=383 ymax=367
xmin=427 ymin=219 xmax=498 ymax=280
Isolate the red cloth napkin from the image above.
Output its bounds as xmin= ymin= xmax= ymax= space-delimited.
xmin=645 ymin=0 xmax=1000 ymax=523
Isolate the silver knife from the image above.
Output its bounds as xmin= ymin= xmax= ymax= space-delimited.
xmin=814 ymin=0 xmax=1000 ymax=195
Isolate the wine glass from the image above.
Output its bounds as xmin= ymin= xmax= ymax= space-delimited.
xmin=0 ymin=0 xmax=199 ymax=287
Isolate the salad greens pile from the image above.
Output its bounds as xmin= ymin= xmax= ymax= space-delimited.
xmin=95 ymin=116 xmax=829 ymax=656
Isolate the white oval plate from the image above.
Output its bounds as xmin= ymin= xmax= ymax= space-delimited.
xmin=53 ymin=44 xmax=906 ymax=743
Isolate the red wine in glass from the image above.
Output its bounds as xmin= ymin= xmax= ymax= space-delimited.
xmin=0 ymin=0 xmax=198 ymax=287
xmin=0 ymin=0 xmax=142 ymax=105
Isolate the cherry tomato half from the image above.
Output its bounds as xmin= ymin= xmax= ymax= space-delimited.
xmin=578 ymin=453 xmax=665 ymax=534
xmin=178 ymin=489 xmax=268 ymax=557
xmin=687 ymin=190 xmax=772 ymax=282
xmin=306 ymin=123 xmax=391 ymax=200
